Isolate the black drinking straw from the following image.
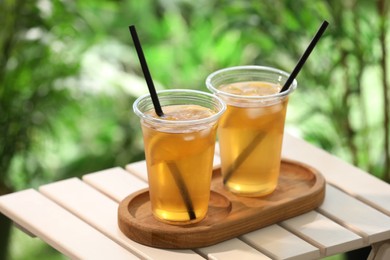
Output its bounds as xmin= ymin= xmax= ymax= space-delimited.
xmin=223 ymin=132 xmax=266 ymax=184
xmin=224 ymin=20 xmax=329 ymax=185
xmin=167 ymin=163 xmax=196 ymax=220
xmin=280 ymin=20 xmax=329 ymax=93
xmin=129 ymin=25 xmax=196 ymax=220
xmin=129 ymin=25 xmax=164 ymax=117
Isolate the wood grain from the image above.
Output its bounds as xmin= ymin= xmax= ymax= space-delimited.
xmin=118 ymin=159 xmax=325 ymax=249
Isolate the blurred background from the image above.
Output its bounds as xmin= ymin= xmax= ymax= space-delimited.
xmin=1 ymin=0 xmax=389 ymax=259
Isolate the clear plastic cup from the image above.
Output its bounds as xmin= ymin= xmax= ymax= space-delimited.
xmin=133 ymin=89 xmax=226 ymax=224
xmin=206 ymin=66 xmax=297 ymax=197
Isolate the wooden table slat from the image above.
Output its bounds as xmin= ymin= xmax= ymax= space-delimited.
xmin=282 ymin=134 xmax=390 ymax=216
xmin=125 ymin=161 xmax=148 ymax=181
xmin=280 ymin=210 xmax=364 ymax=256
xmin=318 ymin=184 xmax=390 ymax=244
xmin=240 ymin=224 xmax=321 ymax=260
xmin=198 ymin=238 xmax=271 ymax=260
xmin=0 ymin=189 xmax=138 ymax=260
xmin=39 ymin=178 xmax=203 ymax=260
xmin=82 ymin=167 xmax=148 ymax=202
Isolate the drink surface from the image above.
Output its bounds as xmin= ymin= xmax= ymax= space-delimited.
xmin=145 ymin=104 xmax=215 ymax=121
xmin=217 ymin=81 xmax=288 ymax=196
xmin=142 ymin=104 xmax=217 ymax=223
xmin=219 ymin=81 xmax=281 ymax=96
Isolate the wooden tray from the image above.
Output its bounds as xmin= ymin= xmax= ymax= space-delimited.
xmin=118 ymin=159 xmax=326 ymax=249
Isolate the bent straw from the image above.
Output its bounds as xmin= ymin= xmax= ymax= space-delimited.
xmin=129 ymin=25 xmax=196 ymax=220
xmin=223 ymin=20 xmax=329 ymax=185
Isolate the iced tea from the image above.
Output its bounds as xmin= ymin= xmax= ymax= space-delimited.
xmin=133 ymin=90 xmax=225 ymax=224
xmin=206 ymin=66 xmax=296 ymax=197
xmin=218 ymin=82 xmax=287 ymax=196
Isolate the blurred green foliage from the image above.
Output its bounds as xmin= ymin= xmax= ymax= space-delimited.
xmin=1 ymin=0 xmax=389 ymax=259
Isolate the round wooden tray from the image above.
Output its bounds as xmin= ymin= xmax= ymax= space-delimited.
xmin=118 ymin=159 xmax=326 ymax=249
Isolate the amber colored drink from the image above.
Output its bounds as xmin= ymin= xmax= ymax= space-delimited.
xmin=206 ymin=66 xmax=297 ymax=197
xmin=143 ymin=105 xmax=216 ymax=223
xmin=218 ymin=82 xmax=288 ymax=196
xmin=133 ymin=90 xmax=225 ymax=224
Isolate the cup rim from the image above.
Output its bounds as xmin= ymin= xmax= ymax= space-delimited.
xmin=133 ymin=89 xmax=226 ymax=126
xmin=205 ymin=65 xmax=297 ymax=100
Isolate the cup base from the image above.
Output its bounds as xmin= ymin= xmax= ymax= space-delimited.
xmin=152 ymin=213 xmax=206 ymax=226
xmin=224 ymin=184 xmax=276 ymax=197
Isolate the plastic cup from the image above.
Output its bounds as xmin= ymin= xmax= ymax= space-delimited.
xmin=206 ymin=66 xmax=297 ymax=197
xmin=133 ymin=89 xmax=226 ymax=224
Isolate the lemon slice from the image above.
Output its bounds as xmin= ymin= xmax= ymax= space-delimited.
xmin=145 ymin=128 xmax=214 ymax=166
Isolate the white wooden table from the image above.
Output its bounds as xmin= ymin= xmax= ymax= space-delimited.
xmin=1 ymin=133 xmax=390 ymax=259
